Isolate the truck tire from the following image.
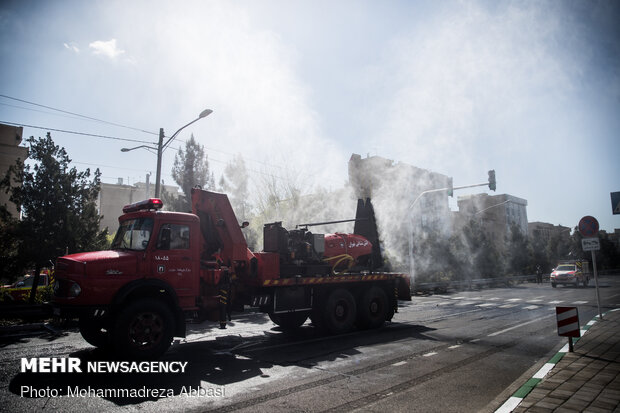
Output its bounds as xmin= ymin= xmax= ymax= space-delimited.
xmin=112 ymin=299 xmax=174 ymax=359
xmin=357 ymin=286 xmax=388 ymax=329
xmin=322 ymin=289 xmax=356 ymax=334
xmin=79 ymin=316 xmax=110 ymax=349
xmin=268 ymin=312 xmax=309 ymax=330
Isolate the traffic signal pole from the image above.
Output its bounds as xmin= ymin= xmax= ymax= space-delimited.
xmin=407 ymin=170 xmax=496 ymax=285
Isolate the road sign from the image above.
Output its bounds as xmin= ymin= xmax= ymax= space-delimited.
xmin=578 ymin=216 xmax=599 ymax=237
xmin=582 ymin=237 xmax=600 ymax=251
xmin=612 ymin=192 xmax=620 ymax=215
xmin=556 ymin=306 xmax=580 ymax=352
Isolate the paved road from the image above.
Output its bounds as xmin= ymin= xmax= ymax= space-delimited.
xmin=1 ymin=276 xmax=618 ymax=412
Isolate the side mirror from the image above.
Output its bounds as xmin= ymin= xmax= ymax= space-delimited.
xmin=240 ymin=221 xmax=249 ymax=229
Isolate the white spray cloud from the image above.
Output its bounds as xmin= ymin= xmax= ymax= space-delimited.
xmin=366 ymin=2 xmax=573 ymax=176
xmin=105 ymin=1 xmax=349 ymax=200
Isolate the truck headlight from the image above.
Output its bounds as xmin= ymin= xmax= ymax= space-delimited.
xmin=68 ymin=282 xmax=81 ymax=297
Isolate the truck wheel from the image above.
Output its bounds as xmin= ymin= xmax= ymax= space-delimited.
xmin=112 ymin=299 xmax=174 ymax=359
xmin=268 ymin=312 xmax=309 ymax=330
xmin=357 ymin=287 xmax=388 ymax=329
xmin=322 ymin=289 xmax=356 ymax=334
xmin=79 ymin=316 xmax=110 ymax=349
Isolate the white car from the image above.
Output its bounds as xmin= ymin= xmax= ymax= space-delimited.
xmin=550 ymin=263 xmax=589 ymax=288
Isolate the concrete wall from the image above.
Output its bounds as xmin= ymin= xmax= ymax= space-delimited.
xmin=97 ymin=180 xmax=181 ymax=234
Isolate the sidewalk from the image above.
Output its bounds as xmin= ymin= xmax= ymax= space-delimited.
xmin=498 ymin=308 xmax=620 ymax=412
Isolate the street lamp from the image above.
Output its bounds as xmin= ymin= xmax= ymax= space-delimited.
xmin=121 ymin=108 xmax=213 ymax=198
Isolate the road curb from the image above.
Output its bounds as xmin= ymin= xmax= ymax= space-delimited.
xmin=494 ymin=307 xmax=620 ymax=413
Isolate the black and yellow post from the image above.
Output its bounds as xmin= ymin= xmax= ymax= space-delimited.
xmin=218 ymin=270 xmax=231 ymax=329
xmin=394 ymin=285 xmax=399 ymax=314
xmin=219 ymin=288 xmax=228 ymax=329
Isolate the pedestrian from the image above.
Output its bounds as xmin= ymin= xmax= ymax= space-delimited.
xmin=536 ymin=265 xmax=542 ymax=284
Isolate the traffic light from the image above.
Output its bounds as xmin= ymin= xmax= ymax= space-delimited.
xmin=488 ymin=170 xmax=496 ymax=191
xmin=447 ymin=177 xmax=453 ymax=197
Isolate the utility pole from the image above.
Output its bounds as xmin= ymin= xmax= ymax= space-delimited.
xmin=155 ymin=128 xmax=164 ymax=198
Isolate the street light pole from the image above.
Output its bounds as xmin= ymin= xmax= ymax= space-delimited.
xmin=155 ymin=127 xmax=164 ymax=198
xmin=121 ymin=109 xmax=212 ymax=199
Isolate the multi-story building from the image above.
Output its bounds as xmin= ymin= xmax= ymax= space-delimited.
xmin=455 ymin=193 xmax=528 ymax=246
xmin=0 ymin=123 xmax=28 ymax=221
xmin=528 ymin=222 xmax=571 ymax=242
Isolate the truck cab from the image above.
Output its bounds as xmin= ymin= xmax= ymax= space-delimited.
xmin=53 ymin=198 xmax=200 ymax=357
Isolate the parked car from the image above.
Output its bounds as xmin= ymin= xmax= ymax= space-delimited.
xmin=1 ymin=272 xmax=53 ymax=302
xmin=550 ymin=260 xmax=589 ymax=288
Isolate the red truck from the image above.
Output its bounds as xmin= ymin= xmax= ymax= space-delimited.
xmin=52 ymin=189 xmax=411 ymax=359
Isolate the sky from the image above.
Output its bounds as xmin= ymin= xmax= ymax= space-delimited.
xmin=0 ymin=0 xmax=619 ymax=232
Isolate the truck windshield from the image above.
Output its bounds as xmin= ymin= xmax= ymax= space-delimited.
xmin=111 ymin=218 xmax=154 ymax=251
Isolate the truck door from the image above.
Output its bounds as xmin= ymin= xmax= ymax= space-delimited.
xmin=152 ymin=223 xmax=198 ymax=306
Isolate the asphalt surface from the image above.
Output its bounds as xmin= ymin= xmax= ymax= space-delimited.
xmin=1 ymin=276 xmax=618 ymax=412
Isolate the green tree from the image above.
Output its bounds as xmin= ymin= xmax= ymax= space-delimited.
xmin=504 ymin=224 xmax=532 ymax=275
xmin=218 ymin=154 xmax=258 ymax=248
xmin=219 ymin=154 xmax=251 ymax=220
xmin=0 ymin=133 xmax=108 ymax=300
xmin=546 ymin=228 xmax=573 ymax=264
xmin=529 ymin=231 xmax=551 ymax=273
xmin=597 ymin=232 xmax=620 ymax=270
xmin=462 ymin=219 xmax=502 ymax=278
xmin=171 ymin=134 xmax=214 ymax=211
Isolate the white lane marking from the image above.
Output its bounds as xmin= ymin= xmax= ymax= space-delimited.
xmin=423 ymin=352 xmax=438 ymax=357
xmin=533 ymin=363 xmax=555 ymax=379
xmin=477 ymin=303 xmax=496 ymax=307
xmin=448 ymin=345 xmax=461 ymax=349
xmin=507 ymin=298 xmax=522 ymax=302
xmin=499 ymin=304 xmax=518 ymax=308
xmin=549 ymin=300 xmax=563 ymax=304
xmin=523 ymin=305 xmax=540 ymax=310
xmin=487 ymin=314 xmax=554 ymax=337
xmin=391 ymin=361 xmax=407 ymax=366
xmin=528 ymin=299 xmax=542 ymax=302
xmin=572 ymin=301 xmax=588 ymax=304
xmin=496 ymin=396 xmax=523 ymax=413
xmin=456 ymin=301 xmax=478 ymax=306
